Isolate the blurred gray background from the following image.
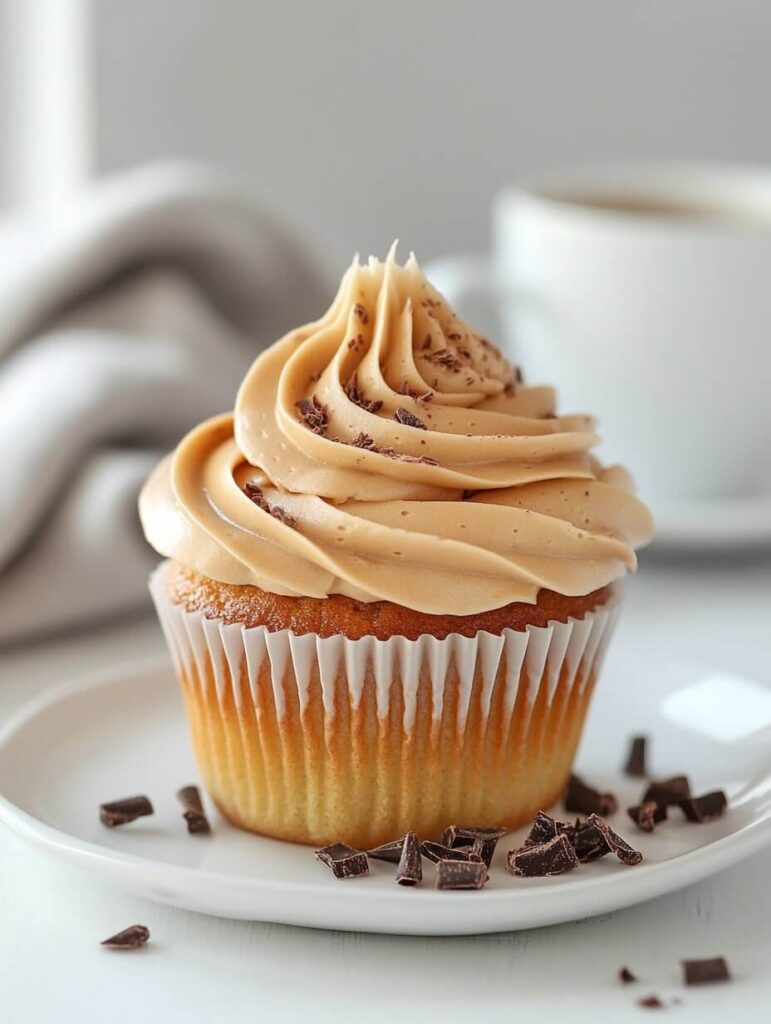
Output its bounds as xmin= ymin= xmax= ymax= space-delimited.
xmin=1 ymin=0 xmax=769 ymax=265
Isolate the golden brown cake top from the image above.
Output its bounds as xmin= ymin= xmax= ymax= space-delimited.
xmin=139 ymin=247 xmax=653 ymax=614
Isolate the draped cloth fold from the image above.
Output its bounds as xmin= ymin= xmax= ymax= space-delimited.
xmin=0 ymin=162 xmax=327 ymax=642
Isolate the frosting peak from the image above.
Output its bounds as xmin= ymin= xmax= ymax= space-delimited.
xmin=140 ymin=249 xmax=653 ymax=614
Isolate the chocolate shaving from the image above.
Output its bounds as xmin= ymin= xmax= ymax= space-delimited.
xmin=353 ymin=302 xmax=369 ymax=323
xmin=679 ymin=790 xmax=728 ymax=823
xmin=508 ymin=833 xmax=579 ymax=877
xmin=394 ymin=407 xmax=427 ymax=430
xmin=624 ymin=735 xmax=648 ymax=777
xmin=424 ymin=347 xmax=468 ymax=372
xmin=395 ymin=831 xmax=423 ymax=886
xmin=421 ymin=840 xmax=482 ymax=864
xmin=515 ymin=366 xmax=523 ymax=384
xmin=627 ymin=800 xmax=667 ymax=833
xmin=681 ymin=956 xmax=731 ymax=985
xmin=643 ymin=775 xmax=692 ymax=807
xmin=636 ymin=995 xmax=665 ymax=1009
xmin=314 ymin=843 xmax=369 ymax=879
xmin=344 ymin=375 xmax=383 ymax=414
xmin=367 ymin=835 xmax=406 ymax=864
xmin=101 ymin=924 xmax=150 ymax=950
xmin=586 ymin=814 xmax=643 ymax=866
xmin=441 ymin=826 xmax=507 ymax=868
xmin=436 ymin=859 xmax=488 ymax=890
xmin=565 ymin=774 xmax=618 ymax=817
xmin=568 ymin=820 xmax=610 ymax=863
xmin=99 ymin=795 xmax=154 ymax=828
xmin=344 ymin=432 xmax=438 ymax=465
xmin=619 ymin=966 xmax=637 ymax=984
xmin=177 ymin=785 xmax=210 ymax=834
xmin=243 ymin=483 xmax=297 ymax=528
xmin=523 ymin=811 xmax=568 ymax=847
xmin=295 ymin=395 xmax=328 ymax=434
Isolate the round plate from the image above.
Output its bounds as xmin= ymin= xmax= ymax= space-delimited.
xmin=0 ymin=656 xmax=769 ymax=935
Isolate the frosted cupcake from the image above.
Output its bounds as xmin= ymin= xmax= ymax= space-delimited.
xmin=139 ymin=248 xmax=653 ymax=848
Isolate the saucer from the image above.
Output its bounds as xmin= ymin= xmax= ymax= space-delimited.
xmin=0 ymin=656 xmax=769 ymax=935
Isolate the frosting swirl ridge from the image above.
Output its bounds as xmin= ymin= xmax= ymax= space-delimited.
xmin=140 ymin=250 xmax=653 ymax=614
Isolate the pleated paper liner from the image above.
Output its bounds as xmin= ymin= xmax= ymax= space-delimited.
xmin=150 ymin=563 xmax=620 ymax=848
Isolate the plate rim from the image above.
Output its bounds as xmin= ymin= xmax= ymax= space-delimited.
xmin=1 ymin=656 xmax=770 ymax=931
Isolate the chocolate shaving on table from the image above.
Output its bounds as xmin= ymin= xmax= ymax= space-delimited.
xmin=642 ymin=775 xmax=692 ymax=807
xmin=624 ymin=736 xmax=648 ymax=778
xmin=101 ymin=924 xmax=150 ymax=950
xmin=507 ymin=834 xmax=579 ymax=877
xmin=436 ymin=859 xmax=488 ymax=890
xmin=395 ymin=831 xmax=423 ymax=886
xmin=177 ymin=785 xmax=211 ymax=834
xmin=295 ymin=395 xmax=328 ymax=434
xmin=314 ymin=843 xmax=369 ymax=879
xmin=679 ymin=790 xmax=728 ymax=824
xmin=585 ymin=814 xmax=643 ymax=866
xmin=523 ymin=811 xmax=569 ymax=847
xmin=564 ymin=774 xmax=618 ymax=817
xmin=344 ymin=374 xmax=383 ymax=414
xmin=99 ymin=795 xmax=154 ymax=828
xmin=394 ymin=407 xmax=427 ymax=429
xmin=636 ymin=995 xmax=665 ymax=1009
xmin=242 ymin=483 xmax=297 ymax=528
xmin=420 ymin=840 xmax=482 ymax=864
xmin=681 ymin=956 xmax=731 ymax=986
xmin=627 ymin=800 xmax=667 ymax=833
xmin=619 ymin=966 xmax=637 ymax=984
xmin=367 ymin=835 xmax=407 ymax=864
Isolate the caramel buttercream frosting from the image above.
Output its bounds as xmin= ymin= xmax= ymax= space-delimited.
xmin=139 ymin=247 xmax=653 ymax=614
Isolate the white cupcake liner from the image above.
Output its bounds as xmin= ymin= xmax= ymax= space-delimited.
xmin=150 ymin=563 xmax=619 ymax=738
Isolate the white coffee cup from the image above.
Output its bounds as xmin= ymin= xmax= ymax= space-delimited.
xmin=426 ymin=162 xmax=771 ymax=523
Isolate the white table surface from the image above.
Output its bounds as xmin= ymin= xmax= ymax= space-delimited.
xmin=1 ymin=553 xmax=770 ymax=1023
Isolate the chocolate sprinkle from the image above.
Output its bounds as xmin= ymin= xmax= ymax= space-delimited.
xmin=243 ymin=483 xmax=297 ymax=528
xmin=295 ymin=395 xmax=329 ymax=434
xmin=643 ymin=775 xmax=692 ymax=807
xmin=101 ymin=924 xmax=150 ymax=950
xmin=681 ymin=956 xmax=731 ymax=986
xmin=636 ymin=995 xmax=665 ymax=1009
xmin=436 ymin=859 xmax=488 ymax=890
xmin=395 ymin=831 xmax=423 ymax=886
xmin=367 ymin=835 xmax=407 ymax=864
xmin=420 ymin=840 xmax=481 ymax=864
xmin=99 ymin=795 xmax=154 ymax=828
xmin=394 ymin=407 xmax=427 ymax=429
xmin=624 ymin=736 xmax=648 ymax=778
xmin=679 ymin=790 xmax=728 ymax=823
xmin=565 ymin=774 xmax=618 ymax=817
xmin=619 ymin=966 xmax=637 ymax=984
xmin=507 ymin=834 xmax=579 ymax=877
xmin=586 ymin=814 xmax=643 ymax=866
xmin=177 ymin=785 xmax=210 ymax=834
xmin=627 ymin=801 xmax=667 ymax=833
xmin=344 ymin=374 xmax=383 ymax=414
xmin=314 ymin=843 xmax=369 ymax=880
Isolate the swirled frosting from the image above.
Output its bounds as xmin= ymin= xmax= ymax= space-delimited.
xmin=139 ymin=249 xmax=653 ymax=614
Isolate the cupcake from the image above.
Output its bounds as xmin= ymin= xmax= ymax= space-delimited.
xmin=139 ymin=247 xmax=653 ymax=848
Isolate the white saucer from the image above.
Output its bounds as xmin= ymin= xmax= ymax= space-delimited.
xmin=0 ymin=655 xmax=769 ymax=936
xmin=652 ymin=491 xmax=771 ymax=551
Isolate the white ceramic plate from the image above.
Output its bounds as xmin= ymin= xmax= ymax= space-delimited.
xmin=0 ymin=655 xmax=769 ymax=935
